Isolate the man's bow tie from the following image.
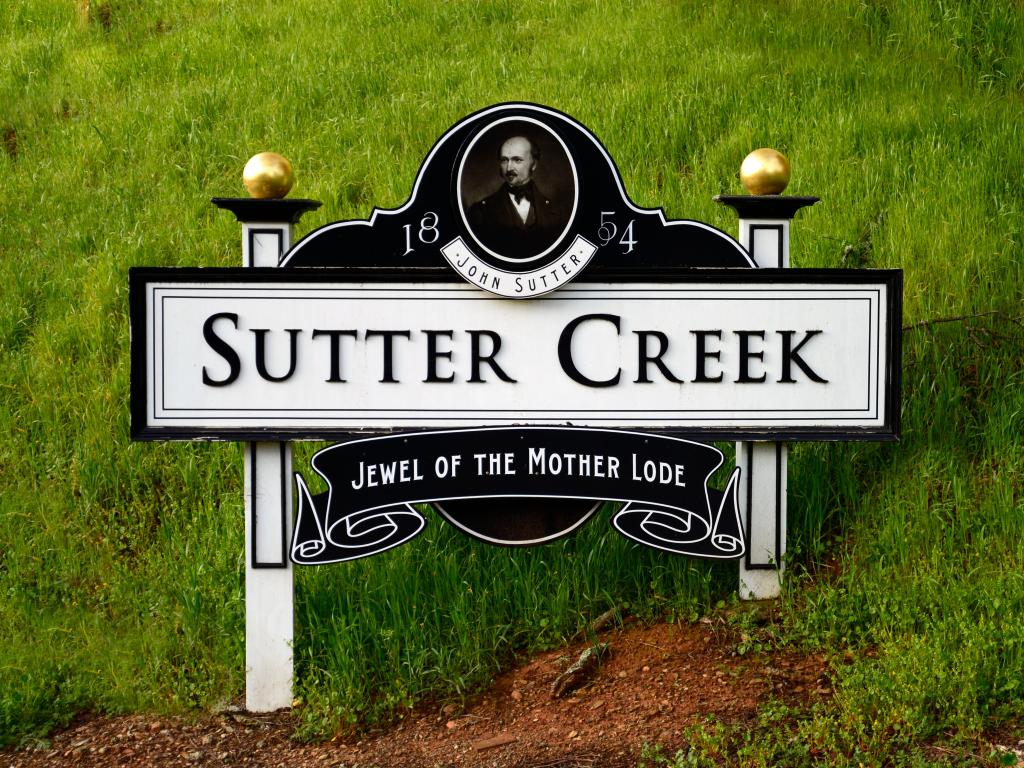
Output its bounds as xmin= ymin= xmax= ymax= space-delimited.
xmin=508 ymin=184 xmax=532 ymax=203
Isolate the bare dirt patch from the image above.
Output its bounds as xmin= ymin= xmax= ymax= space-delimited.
xmin=3 ymin=615 xmax=830 ymax=767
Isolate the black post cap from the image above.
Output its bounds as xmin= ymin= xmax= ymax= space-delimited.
xmin=212 ymin=197 xmax=322 ymax=224
xmin=713 ymin=195 xmax=819 ymax=220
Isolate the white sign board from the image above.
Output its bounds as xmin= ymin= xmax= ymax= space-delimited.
xmin=131 ymin=269 xmax=901 ymax=440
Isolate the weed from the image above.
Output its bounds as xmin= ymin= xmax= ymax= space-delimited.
xmin=2 ymin=126 xmax=16 ymax=159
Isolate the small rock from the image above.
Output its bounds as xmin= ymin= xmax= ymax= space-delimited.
xmin=473 ymin=734 xmax=517 ymax=752
xmin=445 ymin=720 xmax=457 ymax=730
xmin=588 ymin=605 xmax=624 ymax=634
xmin=642 ymin=665 xmax=650 ymax=673
xmin=568 ymin=730 xmax=578 ymax=739
xmin=618 ymin=670 xmax=627 ymax=679
xmin=149 ymin=722 xmax=162 ymax=732
xmin=551 ymin=643 xmax=610 ymax=698
xmin=510 ymin=689 xmax=522 ymax=702
xmin=589 ymin=699 xmax=605 ymax=710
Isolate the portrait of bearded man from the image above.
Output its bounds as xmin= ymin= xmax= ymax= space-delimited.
xmin=466 ymin=134 xmax=571 ymax=260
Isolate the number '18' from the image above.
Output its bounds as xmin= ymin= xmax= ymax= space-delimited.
xmin=402 ymin=211 xmax=440 ymax=255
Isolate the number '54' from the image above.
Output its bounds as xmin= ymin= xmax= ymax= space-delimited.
xmin=598 ymin=211 xmax=636 ymax=254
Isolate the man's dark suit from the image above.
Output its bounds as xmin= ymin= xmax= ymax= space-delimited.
xmin=467 ymin=182 xmax=569 ymax=259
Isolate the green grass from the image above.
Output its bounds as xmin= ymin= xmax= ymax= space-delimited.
xmin=2 ymin=0 xmax=1023 ymax=763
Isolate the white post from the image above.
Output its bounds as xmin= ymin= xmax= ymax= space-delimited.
xmin=739 ymin=212 xmax=789 ymax=600
xmin=214 ymin=196 xmax=321 ymax=710
xmin=715 ymin=191 xmax=818 ymax=600
xmin=244 ymin=439 xmax=294 ymax=710
xmin=244 ymin=222 xmax=294 ymax=711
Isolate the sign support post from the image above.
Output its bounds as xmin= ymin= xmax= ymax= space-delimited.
xmin=716 ymin=191 xmax=819 ymax=600
xmin=213 ymin=195 xmax=320 ymax=710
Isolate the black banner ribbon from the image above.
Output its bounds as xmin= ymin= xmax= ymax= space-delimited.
xmin=291 ymin=427 xmax=744 ymax=565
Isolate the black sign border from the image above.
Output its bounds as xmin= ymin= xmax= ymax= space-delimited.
xmin=129 ymin=267 xmax=902 ymax=443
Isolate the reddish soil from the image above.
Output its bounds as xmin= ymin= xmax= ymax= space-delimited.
xmin=3 ymin=614 xmax=831 ymax=768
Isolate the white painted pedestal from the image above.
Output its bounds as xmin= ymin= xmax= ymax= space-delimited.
xmin=213 ymin=198 xmax=321 ymax=711
xmin=716 ymin=195 xmax=818 ymax=600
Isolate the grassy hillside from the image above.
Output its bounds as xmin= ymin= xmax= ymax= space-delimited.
xmin=2 ymin=0 xmax=1022 ymax=762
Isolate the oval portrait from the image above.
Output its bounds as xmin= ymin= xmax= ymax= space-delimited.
xmin=457 ymin=116 xmax=578 ymax=264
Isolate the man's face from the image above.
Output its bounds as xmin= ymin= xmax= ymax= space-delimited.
xmin=499 ymin=137 xmax=536 ymax=188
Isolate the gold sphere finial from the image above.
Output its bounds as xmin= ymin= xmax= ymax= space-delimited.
xmin=243 ymin=152 xmax=294 ymax=199
xmin=740 ymin=148 xmax=790 ymax=195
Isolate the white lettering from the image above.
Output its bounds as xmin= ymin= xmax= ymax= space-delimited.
xmin=630 ymin=454 xmax=685 ymax=486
